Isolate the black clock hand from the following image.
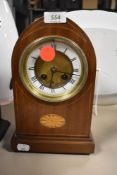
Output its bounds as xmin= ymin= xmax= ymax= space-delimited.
xmin=55 ymin=70 xmax=80 ymax=76
xmin=49 ymin=67 xmax=58 ymax=88
xmin=49 ymin=71 xmax=54 ymax=88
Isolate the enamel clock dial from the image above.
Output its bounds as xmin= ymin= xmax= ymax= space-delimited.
xmin=19 ymin=36 xmax=88 ymax=102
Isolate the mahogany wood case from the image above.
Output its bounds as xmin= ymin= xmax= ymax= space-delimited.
xmin=11 ymin=17 xmax=96 ymax=154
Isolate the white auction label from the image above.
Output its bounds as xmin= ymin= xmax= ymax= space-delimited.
xmin=44 ymin=12 xmax=66 ymax=23
xmin=17 ymin=144 xmax=30 ymax=151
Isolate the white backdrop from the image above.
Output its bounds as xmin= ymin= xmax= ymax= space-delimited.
xmin=0 ymin=0 xmax=18 ymax=105
xmin=67 ymin=10 xmax=117 ymax=105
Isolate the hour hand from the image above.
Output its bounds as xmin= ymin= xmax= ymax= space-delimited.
xmin=55 ymin=70 xmax=79 ymax=76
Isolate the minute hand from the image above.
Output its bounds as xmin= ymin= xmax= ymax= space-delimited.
xmin=49 ymin=71 xmax=54 ymax=88
xmin=55 ymin=70 xmax=80 ymax=76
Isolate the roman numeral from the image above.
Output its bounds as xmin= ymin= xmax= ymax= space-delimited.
xmin=39 ymin=84 xmax=44 ymax=90
xmin=51 ymin=89 xmax=55 ymax=93
xmin=63 ymin=86 xmax=66 ymax=90
xmin=70 ymin=78 xmax=75 ymax=84
xmin=71 ymin=57 xmax=77 ymax=62
xmin=73 ymin=69 xmax=79 ymax=72
xmin=51 ymin=41 xmax=56 ymax=49
xmin=28 ymin=67 xmax=34 ymax=70
xmin=64 ymin=48 xmax=68 ymax=54
xmin=31 ymin=56 xmax=38 ymax=60
xmin=31 ymin=76 xmax=37 ymax=83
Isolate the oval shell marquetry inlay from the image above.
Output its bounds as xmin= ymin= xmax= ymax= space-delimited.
xmin=40 ymin=114 xmax=65 ymax=128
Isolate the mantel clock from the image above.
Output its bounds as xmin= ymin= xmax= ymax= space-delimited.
xmin=11 ymin=16 xmax=96 ymax=154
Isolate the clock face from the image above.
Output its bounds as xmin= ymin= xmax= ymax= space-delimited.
xmin=19 ymin=36 xmax=88 ymax=102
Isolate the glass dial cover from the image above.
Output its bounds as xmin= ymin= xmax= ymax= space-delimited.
xmin=19 ymin=36 xmax=88 ymax=102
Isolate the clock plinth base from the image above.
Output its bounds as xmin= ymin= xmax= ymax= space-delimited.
xmin=11 ymin=133 xmax=95 ymax=154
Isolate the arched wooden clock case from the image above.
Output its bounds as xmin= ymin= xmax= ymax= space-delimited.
xmin=11 ymin=17 xmax=96 ymax=154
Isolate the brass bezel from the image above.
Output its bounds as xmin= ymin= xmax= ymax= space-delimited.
xmin=19 ymin=36 xmax=88 ymax=102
